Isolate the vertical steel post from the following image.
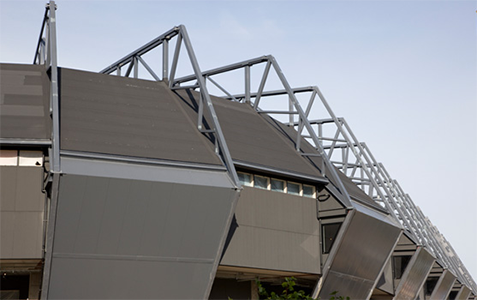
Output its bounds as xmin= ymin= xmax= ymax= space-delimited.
xmin=163 ymin=39 xmax=169 ymax=81
xmin=133 ymin=56 xmax=138 ymax=78
xmin=245 ymin=65 xmax=251 ymax=104
xmin=48 ymin=0 xmax=60 ymax=173
xmin=169 ymin=31 xmax=182 ymax=88
xmin=40 ymin=173 xmax=60 ymax=300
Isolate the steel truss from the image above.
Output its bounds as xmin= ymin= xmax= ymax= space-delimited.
xmin=174 ymin=59 xmax=475 ymax=291
xmin=99 ymin=25 xmax=240 ymax=187
xmin=98 ymin=26 xmax=475 ymax=293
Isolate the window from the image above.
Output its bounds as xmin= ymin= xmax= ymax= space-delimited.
xmin=302 ymin=185 xmax=315 ymax=198
xmin=425 ymin=277 xmax=439 ymax=296
xmin=287 ymin=182 xmax=301 ymax=195
xmin=271 ymin=179 xmax=285 ymax=192
xmin=254 ymin=175 xmax=269 ymax=189
xmin=0 ymin=150 xmax=18 ymax=166
xmin=393 ymin=255 xmax=412 ymax=279
xmin=0 ymin=150 xmax=42 ymax=167
xmin=237 ymin=171 xmax=317 ymax=199
xmin=238 ymin=172 xmax=252 ymax=187
xmin=322 ymin=223 xmax=341 ymax=254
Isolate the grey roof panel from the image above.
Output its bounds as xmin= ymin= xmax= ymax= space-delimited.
xmin=0 ymin=63 xmax=51 ymax=140
xmin=174 ymin=90 xmax=326 ymax=181
xmin=59 ymin=68 xmax=222 ymax=166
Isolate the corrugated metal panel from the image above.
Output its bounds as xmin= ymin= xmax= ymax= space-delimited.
xmin=174 ymin=89 xmax=326 ymax=181
xmin=220 ymin=187 xmax=321 ymax=274
xmin=47 ymin=173 xmax=237 ymax=299
xmin=0 ymin=166 xmax=44 ymax=258
xmin=59 ymin=68 xmax=222 ymax=166
xmin=430 ymin=270 xmax=456 ymax=300
xmin=0 ymin=63 xmax=51 ymax=140
xmin=316 ymin=210 xmax=401 ymax=300
xmin=393 ymin=247 xmax=435 ymax=300
xmin=456 ymin=286 xmax=472 ymax=300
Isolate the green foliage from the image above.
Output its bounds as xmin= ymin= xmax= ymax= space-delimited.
xmin=329 ymin=291 xmax=350 ymax=300
xmin=255 ymin=277 xmax=350 ymax=300
xmin=256 ymin=277 xmax=314 ymax=300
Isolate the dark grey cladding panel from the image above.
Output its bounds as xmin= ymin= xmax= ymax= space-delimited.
xmin=59 ymin=68 xmax=222 ymax=166
xmin=48 ymin=174 xmax=237 ymax=299
xmin=0 ymin=63 xmax=51 ymax=139
xmin=173 ymin=89 xmax=325 ymax=181
xmin=318 ymin=210 xmax=401 ymax=299
xmin=220 ymin=187 xmax=321 ymax=274
xmin=431 ymin=270 xmax=457 ymax=300
xmin=456 ymin=286 xmax=472 ymax=300
xmin=0 ymin=166 xmax=44 ymax=259
xmin=394 ymin=247 xmax=435 ymax=300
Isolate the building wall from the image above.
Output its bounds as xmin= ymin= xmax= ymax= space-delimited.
xmin=220 ymin=187 xmax=321 ymax=274
xmin=0 ymin=163 xmax=44 ymax=259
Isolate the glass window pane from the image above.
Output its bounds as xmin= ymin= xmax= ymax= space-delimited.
xmin=303 ymin=185 xmax=315 ymax=198
xmin=0 ymin=150 xmax=18 ymax=166
xmin=287 ymin=182 xmax=301 ymax=195
xmin=393 ymin=256 xmax=412 ymax=279
xmin=271 ymin=179 xmax=285 ymax=192
xmin=254 ymin=175 xmax=269 ymax=189
xmin=425 ymin=277 xmax=439 ymax=296
xmin=322 ymin=223 xmax=342 ymax=254
xmin=238 ymin=172 xmax=252 ymax=187
xmin=19 ymin=150 xmax=43 ymax=167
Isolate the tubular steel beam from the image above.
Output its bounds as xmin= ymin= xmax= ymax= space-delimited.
xmin=100 ymin=26 xmax=180 ymax=75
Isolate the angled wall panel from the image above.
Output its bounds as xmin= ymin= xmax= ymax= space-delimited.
xmin=45 ymin=159 xmax=238 ymax=299
xmin=456 ymin=285 xmax=472 ymax=300
xmin=220 ymin=187 xmax=321 ymax=274
xmin=430 ymin=270 xmax=456 ymax=300
xmin=316 ymin=210 xmax=401 ymax=300
xmin=393 ymin=247 xmax=435 ymax=300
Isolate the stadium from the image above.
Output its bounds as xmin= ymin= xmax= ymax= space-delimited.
xmin=0 ymin=2 xmax=475 ymax=299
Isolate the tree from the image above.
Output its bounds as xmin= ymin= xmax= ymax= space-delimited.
xmin=255 ymin=277 xmax=350 ymax=300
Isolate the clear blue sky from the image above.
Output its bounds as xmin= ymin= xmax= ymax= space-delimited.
xmin=1 ymin=0 xmax=476 ymax=282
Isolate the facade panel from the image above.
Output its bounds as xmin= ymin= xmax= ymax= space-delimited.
xmin=393 ymin=247 xmax=435 ymax=300
xmin=220 ymin=187 xmax=321 ymax=274
xmin=430 ymin=270 xmax=456 ymax=300
xmin=46 ymin=172 xmax=237 ymax=299
xmin=316 ymin=210 xmax=401 ymax=299
xmin=0 ymin=166 xmax=44 ymax=259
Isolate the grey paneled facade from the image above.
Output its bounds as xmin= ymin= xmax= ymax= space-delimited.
xmin=430 ymin=270 xmax=456 ymax=300
xmin=47 ymin=171 xmax=237 ymax=299
xmin=315 ymin=210 xmax=401 ymax=300
xmin=393 ymin=247 xmax=435 ymax=300
xmin=0 ymin=166 xmax=44 ymax=259
xmin=0 ymin=64 xmax=51 ymax=141
xmin=220 ymin=187 xmax=321 ymax=274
